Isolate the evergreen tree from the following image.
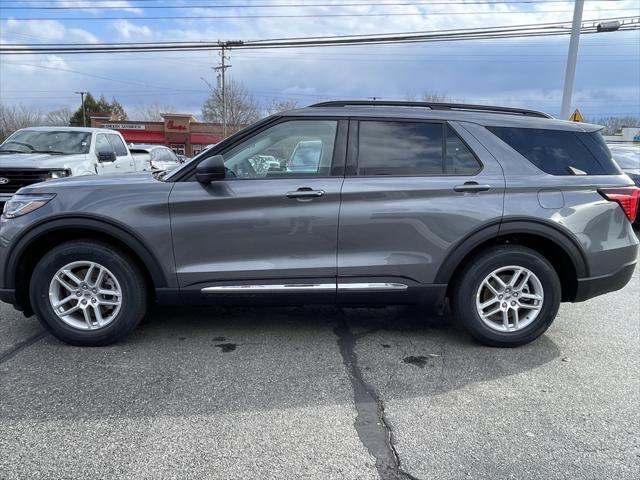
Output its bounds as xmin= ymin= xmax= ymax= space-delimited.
xmin=69 ymin=93 xmax=127 ymax=126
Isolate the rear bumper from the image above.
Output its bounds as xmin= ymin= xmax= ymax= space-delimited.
xmin=574 ymin=261 xmax=636 ymax=302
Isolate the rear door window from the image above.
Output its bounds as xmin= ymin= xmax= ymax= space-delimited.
xmin=357 ymin=121 xmax=444 ymax=175
xmin=487 ymin=126 xmax=620 ymax=175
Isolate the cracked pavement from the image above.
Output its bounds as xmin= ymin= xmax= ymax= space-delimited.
xmin=1 ymin=239 xmax=638 ymax=479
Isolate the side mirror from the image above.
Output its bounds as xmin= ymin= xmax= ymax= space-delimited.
xmin=97 ymin=151 xmax=116 ymax=162
xmin=196 ymin=155 xmax=226 ymax=182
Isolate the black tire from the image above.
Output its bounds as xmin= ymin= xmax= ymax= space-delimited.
xmin=30 ymin=240 xmax=147 ymax=346
xmin=451 ymin=245 xmax=561 ymax=347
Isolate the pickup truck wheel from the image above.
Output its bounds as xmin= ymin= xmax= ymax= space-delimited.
xmin=30 ymin=241 xmax=147 ymax=346
xmin=452 ymin=245 xmax=561 ymax=347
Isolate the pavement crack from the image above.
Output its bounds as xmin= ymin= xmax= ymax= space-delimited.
xmin=335 ymin=316 xmax=422 ymax=480
xmin=0 ymin=331 xmax=48 ymax=365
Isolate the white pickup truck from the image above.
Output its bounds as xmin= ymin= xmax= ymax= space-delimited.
xmin=0 ymin=127 xmax=145 ymax=205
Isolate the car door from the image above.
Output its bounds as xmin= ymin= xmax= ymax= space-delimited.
xmin=107 ymin=133 xmax=136 ymax=172
xmin=95 ymin=133 xmax=118 ymax=175
xmin=337 ymin=119 xmax=505 ymax=304
xmin=169 ymin=118 xmax=347 ymax=303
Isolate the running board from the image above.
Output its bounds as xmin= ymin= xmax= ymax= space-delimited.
xmin=201 ymin=282 xmax=408 ymax=294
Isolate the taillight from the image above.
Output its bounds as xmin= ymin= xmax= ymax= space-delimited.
xmin=599 ymin=187 xmax=640 ymax=222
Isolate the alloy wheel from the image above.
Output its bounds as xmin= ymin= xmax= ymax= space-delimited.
xmin=48 ymin=261 xmax=122 ymax=331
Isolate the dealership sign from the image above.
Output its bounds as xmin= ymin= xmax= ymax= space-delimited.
xmin=103 ymin=124 xmax=146 ymax=130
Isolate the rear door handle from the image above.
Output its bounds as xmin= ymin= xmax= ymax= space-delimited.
xmin=286 ymin=187 xmax=325 ymax=200
xmin=454 ymin=182 xmax=491 ymax=193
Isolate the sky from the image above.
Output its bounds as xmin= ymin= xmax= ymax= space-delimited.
xmin=0 ymin=0 xmax=639 ymax=121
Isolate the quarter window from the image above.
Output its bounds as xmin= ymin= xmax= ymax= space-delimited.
xmin=445 ymin=126 xmax=482 ymax=175
xmin=222 ymin=120 xmax=338 ymax=178
xmin=357 ymin=121 xmax=443 ymax=175
xmin=488 ymin=126 xmax=620 ymax=175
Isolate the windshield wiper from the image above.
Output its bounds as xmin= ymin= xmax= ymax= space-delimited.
xmin=0 ymin=149 xmax=28 ymax=154
xmin=32 ymin=150 xmax=68 ymax=155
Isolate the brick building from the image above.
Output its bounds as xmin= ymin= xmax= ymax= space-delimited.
xmin=90 ymin=113 xmax=225 ymax=157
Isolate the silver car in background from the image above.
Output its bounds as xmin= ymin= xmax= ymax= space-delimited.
xmin=128 ymin=144 xmax=183 ymax=172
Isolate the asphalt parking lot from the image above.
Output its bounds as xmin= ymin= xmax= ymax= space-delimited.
xmin=1 ymin=235 xmax=638 ymax=480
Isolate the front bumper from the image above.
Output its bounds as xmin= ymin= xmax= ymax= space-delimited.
xmin=574 ymin=261 xmax=636 ymax=302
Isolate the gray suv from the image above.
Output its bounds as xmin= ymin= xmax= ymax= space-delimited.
xmin=1 ymin=101 xmax=638 ymax=347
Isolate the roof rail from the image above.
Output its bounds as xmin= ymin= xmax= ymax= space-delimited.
xmin=309 ymin=100 xmax=553 ymax=119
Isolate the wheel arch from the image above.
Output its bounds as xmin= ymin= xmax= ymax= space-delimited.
xmin=436 ymin=218 xmax=588 ymax=302
xmin=6 ymin=215 xmax=170 ymax=314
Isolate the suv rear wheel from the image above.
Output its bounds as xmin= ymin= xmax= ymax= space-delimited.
xmin=452 ymin=245 xmax=561 ymax=347
xmin=30 ymin=241 xmax=147 ymax=346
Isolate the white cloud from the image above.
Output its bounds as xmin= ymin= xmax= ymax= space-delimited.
xmin=0 ymin=19 xmax=99 ymax=44
xmin=112 ymin=20 xmax=153 ymax=40
xmin=42 ymin=55 xmax=69 ymax=70
xmin=57 ymin=0 xmax=142 ymax=15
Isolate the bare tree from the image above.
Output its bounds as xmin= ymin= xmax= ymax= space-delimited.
xmin=421 ymin=91 xmax=453 ymax=102
xmin=404 ymin=92 xmax=461 ymax=103
xmin=202 ymin=80 xmax=260 ymax=135
xmin=133 ymin=102 xmax=176 ymax=121
xmin=265 ymin=99 xmax=299 ymax=116
xmin=0 ymin=103 xmax=44 ymax=142
xmin=587 ymin=116 xmax=640 ymax=136
xmin=43 ymin=107 xmax=73 ymax=126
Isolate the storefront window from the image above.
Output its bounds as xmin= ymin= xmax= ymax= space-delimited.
xmin=170 ymin=144 xmax=186 ymax=155
xmin=192 ymin=144 xmax=205 ymax=156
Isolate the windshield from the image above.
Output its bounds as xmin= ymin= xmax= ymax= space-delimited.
xmin=609 ymin=145 xmax=640 ymax=170
xmin=0 ymin=130 xmax=91 ymax=154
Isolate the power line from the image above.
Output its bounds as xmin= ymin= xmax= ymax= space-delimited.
xmin=2 ymin=16 xmax=638 ymax=54
xmin=5 ymin=8 xmax=639 ymax=20
xmin=3 ymin=0 xmax=636 ymax=9
xmin=0 ymin=0 xmax=626 ymax=4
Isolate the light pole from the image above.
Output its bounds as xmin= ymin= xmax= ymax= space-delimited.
xmin=75 ymin=91 xmax=88 ymax=127
xmin=559 ymin=0 xmax=584 ymax=120
xmin=560 ymin=1 xmax=622 ymax=120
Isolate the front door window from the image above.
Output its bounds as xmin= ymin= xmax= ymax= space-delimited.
xmin=222 ymin=120 xmax=337 ymax=178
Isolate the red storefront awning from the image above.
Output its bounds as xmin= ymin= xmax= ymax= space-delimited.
xmin=190 ymin=133 xmax=220 ymax=144
xmin=120 ymin=131 xmax=167 ymax=143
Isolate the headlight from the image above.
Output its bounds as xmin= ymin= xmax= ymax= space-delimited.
xmin=46 ymin=169 xmax=71 ymax=180
xmin=2 ymin=194 xmax=56 ymax=219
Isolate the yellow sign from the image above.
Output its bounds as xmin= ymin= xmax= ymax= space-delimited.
xmin=569 ymin=109 xmax=585 ymax=122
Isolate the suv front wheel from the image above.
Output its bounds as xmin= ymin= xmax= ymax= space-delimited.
xmin=30 ymin=241 xmax=147 ymax=346
xmin=452 ymin=245 xmax=561 ymax=347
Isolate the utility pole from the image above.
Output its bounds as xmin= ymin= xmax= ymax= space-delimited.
xmin=75 ymin=91 xmax=88 ymax=127
xmin=560 ymin=0 xmax=584 ymax=119
xmin=214 ymin=45 xmax=232 ymax=138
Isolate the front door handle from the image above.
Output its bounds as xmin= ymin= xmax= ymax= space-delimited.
xmin=286 ymin=187 xmax=325 ymax=200
xmin=454 ymin=182 xmax=490 ymax=193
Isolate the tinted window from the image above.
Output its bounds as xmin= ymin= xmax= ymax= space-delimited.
xmin=445 ymin=126 xmax=481 ymax=175
xmin=95 ymin=134 xmax=113 ymax=154
xmin=488 ymin=126 xmax=620 ymax=175
xmin=222 ymin=120 xmax=337 ymax=178
xmin=357 ymin=121 xmax=443 ymax=175
xmin=107 ymin=134 xmax=128 ymax=157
